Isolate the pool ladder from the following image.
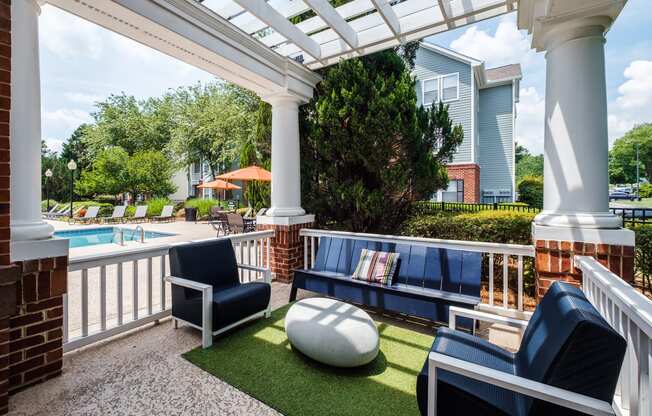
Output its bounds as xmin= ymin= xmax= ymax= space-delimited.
xmin=112 ymin=226 xmax=145 ymax=246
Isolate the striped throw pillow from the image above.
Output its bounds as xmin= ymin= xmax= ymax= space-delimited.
xmin=352 ymin=249 xmax=400 ymax=285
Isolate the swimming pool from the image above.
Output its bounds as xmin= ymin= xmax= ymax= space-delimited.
xmin=54 ymin=227 xmax=175 ymax=248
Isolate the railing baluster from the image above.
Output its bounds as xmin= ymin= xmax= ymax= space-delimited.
xmin=517 ymin=255 xmax=523 ymax=311
xmin=239 ymin=242 xmax=244 ymax=281
xmin=502 ymin=254 xmax=509 ymax=308
xmin=254 ymin=239 xmax=259 ymax=278
xmin=117 ymin=262 xmax=123 ymax=326
xmin=81 ymin=268 xmax=88 ymax=337
xmin=638 ymin=330 xmax=650 ymax=416
xmin=266 ymin=237 xmax=271 ymax=269
xmin=629 ymin=319 xmax=640 ymax=416
xmin=246 ymin=240 xmax=251 ymax=281
xmin=100 ymin=265 xmax=107 ymax=331
xmin=311 ymin=236 xmax=316 ymax=268
xmin=147 ymin=257 xmax=153 ymax=316
xmin=488 ymin=254 xmax=494 ymax=306
xmin=133 ymin=260 xmax=139 ymax=321
xmin=621 ymin=313 xmax=631 ymax=411
xmin=160 ymin=255 xmax=166 ymax=311
xmin=304 ymin=236 xmax=308 ymax=270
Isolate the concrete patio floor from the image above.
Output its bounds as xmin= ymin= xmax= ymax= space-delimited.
xmin=7 ymin=283 xmax=437 ymax=416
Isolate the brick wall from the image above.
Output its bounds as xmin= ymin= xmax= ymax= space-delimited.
xmin=534 ymin=239 xmax=634 ymax=301
xmin=8 ymin=257 xmax=67 ymax=394
xmin=446 ymin=164 xmax=480 ymax=203
xmin=257 ymin=222 xmax=313 ymax=283
xmin=0 ymin=2 xmax=11 ymax=413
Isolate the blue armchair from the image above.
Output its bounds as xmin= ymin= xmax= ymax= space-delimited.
xmin=166 ymin=239 xmax=271 ymax=348
xmin=417 ymin=281 xmax=627 ymax=416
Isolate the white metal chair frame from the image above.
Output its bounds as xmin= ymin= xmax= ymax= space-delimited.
xmin=165 ymin=264 xmax=272 ymax=349
xmin=427 ymin=306 xmax=616 ymax=416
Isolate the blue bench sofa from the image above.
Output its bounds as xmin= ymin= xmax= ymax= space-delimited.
xmin=416 ymin=281 xmax=627 ymax=415
xmin=290 ymin=236 xmax=482 ymax=325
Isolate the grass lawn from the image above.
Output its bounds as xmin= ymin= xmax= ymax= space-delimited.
xmin=610 ymin=198 xmax=652 ymax=208
xmin=183 ymin=304 xmax=434 ymax=416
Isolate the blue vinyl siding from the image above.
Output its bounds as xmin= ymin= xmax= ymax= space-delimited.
xmin=478 ymin=85 xmax=514 ymax=200
xmin=414 ymin=48 xmax=473 ymax=164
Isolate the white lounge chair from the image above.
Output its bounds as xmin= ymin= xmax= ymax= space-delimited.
xmin=99 ymin=205 xmax=127 ymax=224
xmin=152 ymin=205 xmax=174 ymax=223
xmin=70 ymin=206 xmax=100 ymax=224
xmin=130 ymin=205 xmax=148 ymax=223
xmin=42 ymin=203 xmax=60 ymax=218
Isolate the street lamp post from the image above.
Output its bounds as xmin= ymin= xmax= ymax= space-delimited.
xmin=44 ymin=168 xmax=53 ymax=211
xmin=67 ymin=160 xmax=77 ymax=217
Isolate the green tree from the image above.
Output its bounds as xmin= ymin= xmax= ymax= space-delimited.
xmin=609 ymin=123 xmax=651 ymax=184
xmin=124 ymin=151 xmax=176 ymax=198
xmin=517 ymin=176 xmax=544 ymax=209
xmin=168 ymin=83 xmax=253 ymax=177
xmin=75 ymin=146 xmax=129 ymax=197
xmin=60 ymin=124 xmax=93 ymax=171
xmin=300 ymin=50 xmax=462 ymax=232
xmin=41 ymin=141 xmax=69 ymax=202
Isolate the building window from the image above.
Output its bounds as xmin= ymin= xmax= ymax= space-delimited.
xmin=443 ymin=179 xmax=464 ymax=202
xmin=423 ymin=73 xmax=459 ymax=106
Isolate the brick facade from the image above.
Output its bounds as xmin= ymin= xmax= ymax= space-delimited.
xmin=534 ymin=239 xmax=634 ymax=302
xmin=0 ymin=2 xmax=11 ymax=413
xmin=446 ymin=163 xmax=480 ymax=203
xmin=257 ymin=222 xmax=313 ymax=283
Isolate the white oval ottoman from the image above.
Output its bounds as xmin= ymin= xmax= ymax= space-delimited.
xmin=284 ymin=297 xmax=379 ymax=367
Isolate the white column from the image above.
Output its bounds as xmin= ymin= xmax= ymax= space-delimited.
xmin=534 ymin=16 xmax=621 ymax=230
xmin=264 ymin=93 xmax=306 ymax=217
xmin=10 ymin=0 xmax=54 ymax=241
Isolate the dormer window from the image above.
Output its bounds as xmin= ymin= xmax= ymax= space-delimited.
xmin=423 ymin=73 xmax=459 ymax=105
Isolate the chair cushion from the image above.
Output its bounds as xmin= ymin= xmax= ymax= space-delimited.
xmin=169 ymin=239 xmax=239 ymax=289
xmin=212 ymin=282 xmax=270 ymax=330
xmin=417 ymin=328 xmax=520 ymax=416
xmin=352 ymin=249 xmax=400 ymax=285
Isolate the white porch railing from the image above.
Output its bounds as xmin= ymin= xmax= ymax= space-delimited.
xmin=576 ymin=256 xmax=652 ymax=416
xmin=299 ymin=229 xmax=535 ymax=316
xmin=63 ymin=230 xmax=274 ymax=352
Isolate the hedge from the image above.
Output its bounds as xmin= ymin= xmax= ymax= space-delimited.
xmin=640 ymin=183 xmax=652 ymax=199
xmin=631 ymin=224 xmax=652 ymax=292
xmin=401 ymin=210 xmax=536 ymax=245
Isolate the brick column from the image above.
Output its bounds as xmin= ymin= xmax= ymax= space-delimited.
xmin=0 ymin=265 xmax=20 ymax=414
xmin=257 ymin=215 xmax=314 ymax=283
xmin=533 ymin=226 xmax=635 ymax=302
xmin=8 ymin=256 xmax=67 ymax=394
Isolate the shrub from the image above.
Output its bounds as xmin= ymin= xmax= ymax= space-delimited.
xmin=71 ymin=201 xmax=114 ymax=216
xmin=185 ymin=198 xmax=225 ymax=218
xmin=517 ymin=176 xmax=543 ymax=209
xmin=401 ymin=210 xmax=536 ymax=245
xmin=631 ymin=225 xmax=652 ymax=291
xmin=41 ymin=200 xmax=58 ymax=211
xmin=95 ymin=194 xmax=118 ymax=204
xmin=639 ymin=183 xmax=652 ymax=198
xmin=146 ymin=198 xmax=173 ymax=217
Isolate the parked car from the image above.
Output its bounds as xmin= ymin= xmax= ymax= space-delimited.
xmin=609 ymin=190 xmax=638 ymax=201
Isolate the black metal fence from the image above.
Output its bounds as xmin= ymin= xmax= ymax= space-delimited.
xmin=609 ymin=208 xmax=652 ymax=226
xmin=412 ymin=201 xmax=651 ymax=226
xmin=412 ymin=201 xmax=540 ymax=216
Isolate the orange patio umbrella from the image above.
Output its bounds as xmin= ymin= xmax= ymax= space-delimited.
xmin=216 ymin=165 xmax=271 ymax=208
xmin=197 ymin=179 xmax=241 ymax=200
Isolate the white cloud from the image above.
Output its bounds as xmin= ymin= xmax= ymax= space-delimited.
xmin=63 ymin=92 xmax=103 ymax=105
xmin=608 ymin=60 xmax=652 ymax=143
xmin=449 ymin=18 xmax=537 ymax=70
xmin=39 ymin=5 xmax=104 ymax=59
xmin=43 ymin=108 xmax=93 ymax=132
xmin=515 ymin=87 xmax=545 ymax=155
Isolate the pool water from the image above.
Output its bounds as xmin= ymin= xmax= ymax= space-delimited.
xmin=54 ymin=227 xmax=175 ymax=248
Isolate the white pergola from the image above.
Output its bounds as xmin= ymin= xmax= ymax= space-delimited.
xmin=10 ymin=0 xmax=633 ymax=259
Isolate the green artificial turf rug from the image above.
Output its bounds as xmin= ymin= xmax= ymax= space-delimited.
xmin=183 ymin=304 xmax=434 ymax=416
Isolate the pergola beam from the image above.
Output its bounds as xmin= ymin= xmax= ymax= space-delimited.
xmin=231 ymin=0 xmax=322 ymax=61
xmin=437 ymin=0 xmax=453 ymax=29
xmin=303 ymin=0 xmax=358 ymax=49
xmin=370 ymin=0 xmax=401 ymax=39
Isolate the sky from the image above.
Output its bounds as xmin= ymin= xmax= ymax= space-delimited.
xmin=39 ymin=1 xmax=652 ymax=156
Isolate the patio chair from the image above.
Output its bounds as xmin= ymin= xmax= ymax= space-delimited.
xmin=69 ymin=206 xmax=100 ymax=224
xmin=165 ymin=238 xmax=272 ymax=348
xmin=210 ymin=210 xmax=229 ymax=236
xmin=129 ymin=205 xmax=148 ymax=223
xmin=42 ymin=203 xmax=60 ymax=218
xmin=152 ymin=205 xmax=174 ymax=223
xmin=255 ymin=208 xmax=267 ymax=217
xmin=47 ymin=205 xmax=71 ymax=219
xmin=209 ymin=206 xmax=223 ymax=221
xmin=416 ymin=281 xmax=627 ymax=416
xmin=226 ymin=212 xmax=245 ymax=234
xmin=98 ymin=205 xmax=126 ymax=224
